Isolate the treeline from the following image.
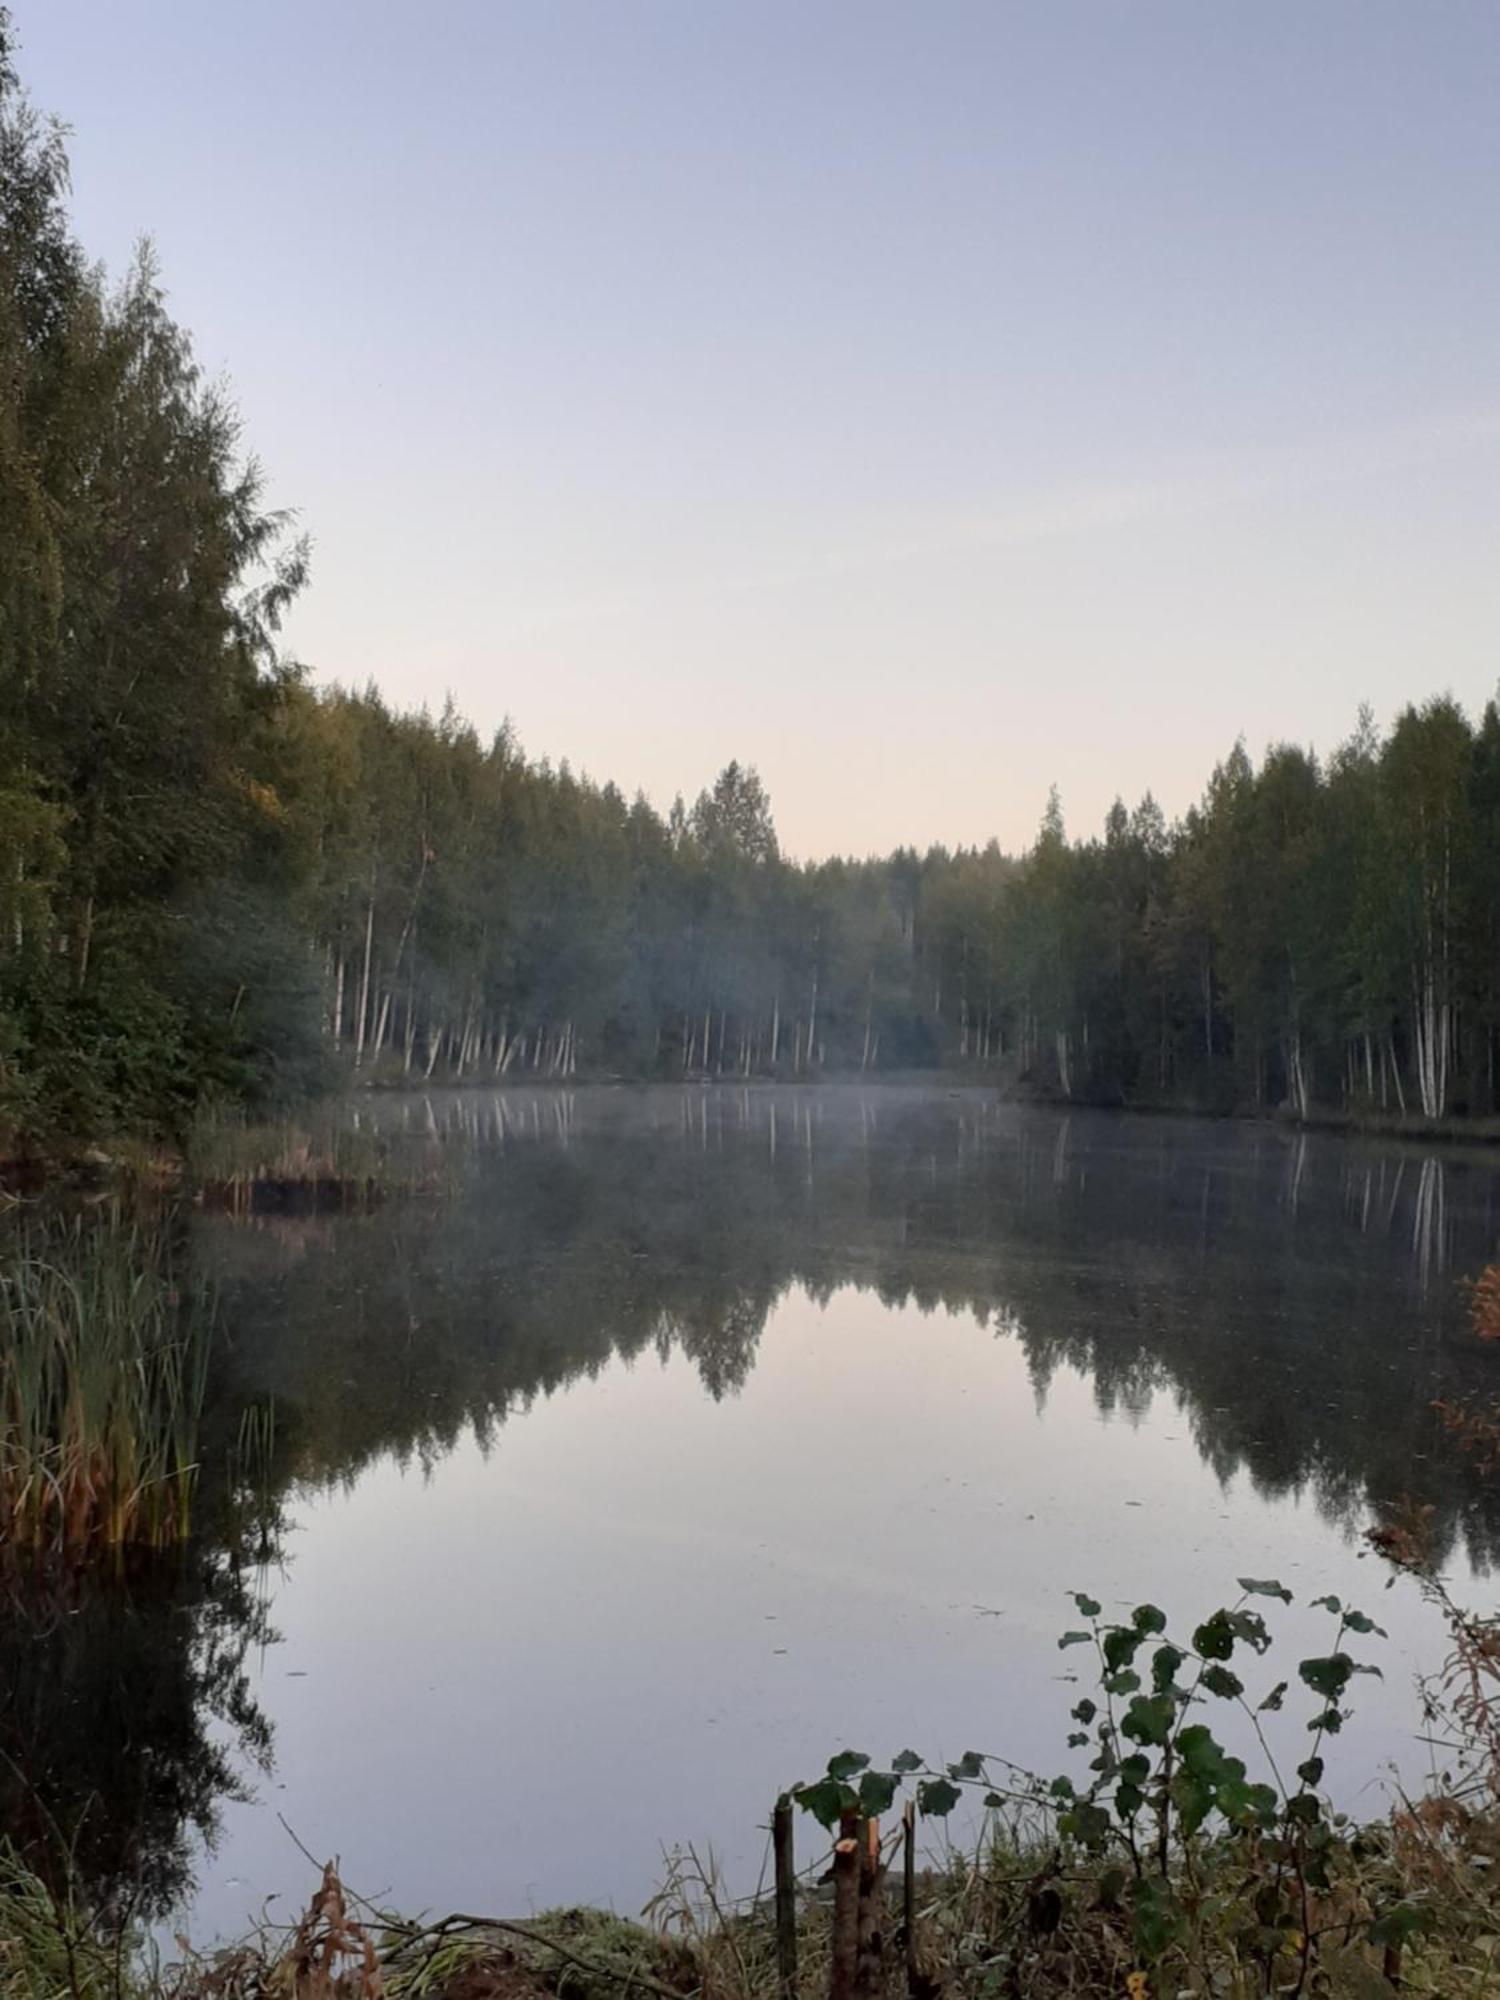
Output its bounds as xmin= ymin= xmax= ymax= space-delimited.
xmin=4 ymin=18 xmax=1500 ymax=1140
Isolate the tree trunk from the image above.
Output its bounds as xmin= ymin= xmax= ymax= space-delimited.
xmin=354 ymin=884 xmax=376 ymax=1066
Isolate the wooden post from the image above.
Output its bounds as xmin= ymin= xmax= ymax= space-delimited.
xmin=830 ymin=1811 xmax=860 ymax=2000
xmin=902 ymin=1801 xmax=918 ymax=1999
xmin=855 ymin=1816 xmax=887 ymax=1999
xmin=773 ymin=1795 xmax=798 ymax=2000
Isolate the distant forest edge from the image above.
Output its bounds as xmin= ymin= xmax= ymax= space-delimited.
xmin=2 ymin=19 xmax=1499 ymax=1146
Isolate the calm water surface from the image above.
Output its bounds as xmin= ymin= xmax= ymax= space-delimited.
xmin=10 ymin=1087 xmax=1500 ymax=1937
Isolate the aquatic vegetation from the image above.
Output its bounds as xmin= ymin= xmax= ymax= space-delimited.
xmin=0 ymin=1222 xmax=212 ymax=1563
xmin=184 ymin=1108 xmax=443 ymax=1212
xmin=1465 ymin=1263 xmax=1500 ymax=1341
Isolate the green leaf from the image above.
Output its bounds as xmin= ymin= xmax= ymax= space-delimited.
xmin=1238 ymin=1577 xmax=1292 ymax=1603
xmin=1201 ymin=1663 xmax=1243 ymax=1700
xmin=1344 ymin=1609 xmax=1387 ymax=1637
xmin=1298 ymin=1654 xmax=1354 ymax=1702
xmin=1309 ymin=1706 xmax=1344 ymax=1734
xmin=1129 ymin=1875 xmax=1189 ymax=1961
xmin=1072 ymin=1593 xmax=1102 ymax=1619
xmin=1132 ymin=1603 xmax=1167 ymax=1635
xmin=982 ymin=1791 xmax=1005 ymax=1809
xmin=1103 ymin=1626 xmax=1142 ymax=1672
xmin=1102 ymin=1669 xmax=1141 ymax=1696
xmin=827 ymin=1750 xmax=871 ymax=1781
xmin=1296 ymin=1756 xmax=1324 ymax=1787
xmin=1286 ymin=1792 xmax=1321 ymax=1825
xmin=891 ymin=1749 xmax=922 ymax=1773
xmin=1059 ymin=1799 xmax=1111 ymax=1850
xmin=1058 ymin=1630 xmax=1092 ymax=1650
xmin=1310 ymin=1594 xmax=1341 ymax=1614
xmin=917 ymin=1777 xmax=961 ymax=1818
xmin=858 ymin=1769 xmax=898 ymax=1816
xmin=1070 ymin=1699 xmax=1097 ymax=1725
xmin=794 ymin=1777 xmax=855 ymax=1828
xmin=1193 ymin=1610 xmax=1236 ymax=1660
xmin=1258 ymin=1681 xmax=1288 ymax=1712
xmin=948 ymin=1750 xmax=984 ymax=1780
xmin=1151 ymin=1643 xmax=1186 ymax=1693
xmin=1121 ymin=1693 xmax=1176 ymax=1747
xmin=1066 ymin=1731 xmax=1088 ymax=1748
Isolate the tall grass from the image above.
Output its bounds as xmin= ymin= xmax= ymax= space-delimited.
xmin=184 ymin=1107 xmax=442 ymax=1210
xmin=0 ymin=1221 xmax=212 ymax=1564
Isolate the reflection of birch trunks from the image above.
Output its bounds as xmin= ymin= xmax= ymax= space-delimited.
xmin=1412 ymin=1156 xmax=1446 ymax=1295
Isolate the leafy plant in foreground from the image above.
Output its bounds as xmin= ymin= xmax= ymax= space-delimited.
xmin=793 ymin=1579 xmax=1435 ymax=1990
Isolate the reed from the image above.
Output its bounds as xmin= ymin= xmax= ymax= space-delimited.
xmin=0 ymin=1221 xmax=212 ymax=1564
xmin=184 ymin=1107 xmax=439 ymax=1211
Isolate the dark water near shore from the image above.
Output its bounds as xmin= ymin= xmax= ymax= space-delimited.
xmin=7 ymin=1086 xmax=1500 ymax=1938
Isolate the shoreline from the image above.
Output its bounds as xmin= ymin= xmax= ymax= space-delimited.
xmin=11 ymin=1076 xmax=1500 ymax=1191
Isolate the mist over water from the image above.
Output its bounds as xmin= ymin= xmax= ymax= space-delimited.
xmin=8 ymin=1087 xmax=1500 ymax=1936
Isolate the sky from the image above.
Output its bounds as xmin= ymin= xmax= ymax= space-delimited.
xmin=14 ymin=2 xmax=1500 ymax=858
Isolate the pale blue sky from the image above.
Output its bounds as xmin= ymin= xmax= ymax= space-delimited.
xmin=16 ymin=3 xmax=1500 ymax=855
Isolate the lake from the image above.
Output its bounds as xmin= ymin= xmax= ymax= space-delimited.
xmin=6 ymin=1086 xmax=1500 ymax=1940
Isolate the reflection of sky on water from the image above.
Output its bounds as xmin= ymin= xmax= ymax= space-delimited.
xmin=186 ymin=1080 xmax=1500 ymax=1935
xmin=10 ymin=1088 xmax=1500 ymax=1939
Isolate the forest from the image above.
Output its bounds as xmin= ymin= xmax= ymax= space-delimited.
xmin=2 ymin=15 xmax=1500 ymax=1144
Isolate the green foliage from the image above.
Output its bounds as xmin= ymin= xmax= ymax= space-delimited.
xmin=795 ymin=1578 xmax=1432 ymax=1987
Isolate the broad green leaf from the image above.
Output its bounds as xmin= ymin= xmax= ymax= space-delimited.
xmin=1058 ymin=1630 xmax=1092 ymax=1650
xmin=827 ymin=1749 xmax=871 ymax=1781
xmin=1298 ymin=1654 xmax=1354 ymax=1702
xmin=1121 ymin=1693 xmax=1176 ymax=1747
xmin=1072 ymin=1593 xmax=1102 ymax=1619
xmin=891 ymin=1749 xmax=922 ymax=1773
xmin=794 ymin=1777 xmax=855 ymax=1828
xmin=1258 ymin=1681 xmax=1288 ymax=1712
xmin=1151 ymin=1643 xmax=1185 ymax=1693
xmin=1132 ymin=1604 xmax=1167 ymax=1635
xmin=858 ymin=1769 xmax=898 ymax=1816
xmin=917 ymin=1777 xmax=961 ymax=1818
xmin=1201 ymin=1663 xmax=1242 ymax=1700
xmin=1103 ymin=1626 xmax=1142 ymax=1672
xmin=948 ymin=1750 xmax=985 ymax=1780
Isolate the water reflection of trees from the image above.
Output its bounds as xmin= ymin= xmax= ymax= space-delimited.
xmin=11 ymin=1087 xmax=1500 ymax=1921
xmin=0 ymin=1535 xmax=274 ymax=1921
xmin=216 ymin=1090 xmax=1500 ymax=1568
